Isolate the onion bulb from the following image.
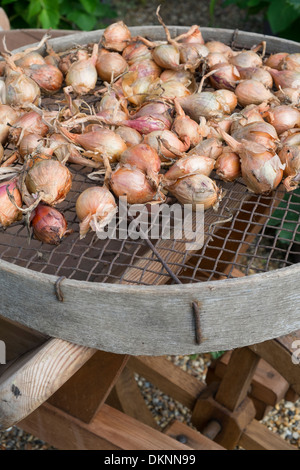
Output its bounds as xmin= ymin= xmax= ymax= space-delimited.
xmin=30 ymin=204 xmax=71 ymax=245
xmin=215 ymin=148 xmax=241 ymax=182
xmin=122 ymin=41 xmax=152 ymax=64
xmin=25 ymin=159 xmax=72 ymax=206
xmin=187 ymin=137 xmax=223 ymax=160
xmin=110 ymin=166 xmax=160 ymax=204
xmin=65 ymin=44 xmax=99 ymax=94
xmin=0 ymin=180 xmax=22 ymax=227
xmin=172 ymin=99 xmax=205 ymax=147
xmin=96 ymin=50 xmax=128 ymax=82
xmin=76 ymin=186 xmax=117 ymax=238
xmin=164 ymin=154 xmax=215 ymax=182
xmin=168 ymin=173 xmax=221 ymax=211
xmin=264 ymin=53 xmax=289 ymax=70
xmin=143 ymin=129 xmax=190 ymax=160
xmin=59 ymin=126 xmax=127 ymax=163
xmin=119 ymin=143 xmax=161 ymax=182
xmin=209 ymin=63 xmax=240 ymax=91
xmin=231 ymin=121 xmax=279 ymax=151
xmin=4 ymin=60 xmax=40 ymax=108
xmin=115 ymin=126 xmax=143 ymax=147
xmin=178 ymin=89 xmax=237 ymax=121
xmin=278 ymin=145 xmax=300 ymax=191
xmin=24 ymin=63 xmax=63 ymax=94
xmin=220 ymin=130 xmax=284 ymax=193
xmin=235 ymin=79 xmax=279 ymax=107
xmin=101 ymin=21 xmax=131 ymax=52
xmin=0 ymin=104 xmax=19 ymax=144
xmin=9 ymin=111 xmax=49 ymax=145
xmin=264 ymin=105 xmax=300 ymax=135
xmin=268 ymin=69 xmax=300 ymax=90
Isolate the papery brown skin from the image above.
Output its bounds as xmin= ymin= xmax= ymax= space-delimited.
xmin=275 ymin=87 xmax=300 ymax=105
xmin=229 ymin=50 xmax=262 ymax=69
xmin=268 ymin=69 xmax=300 ymax=90
xmin=264 ymin=53 xmax=289 ymax=70
xmin=96 ymin=51 xmax=128 ymax=82
xmin=65 ymin=44 xmax=98 ymax=94
xmin=118 ymin=114 xmax=172 ymax=135
xmin=278 ymin=145 xmax=300 ymax=191
xmin=119 ymin=143 xmax=161 ymax=177
xmin=205 ymin=41 xmax=233 ymax=57
xmin=168 ymin=173 xmax=220 ymax=211
xmin=231 ymin=121 xmax=279 ymax=151
xmin=5 ymin=68 xmax=41 ymax=108
xmin=206 ymin=52 xmax=228 ymax=69
xmin=264 ymin=105 xmax=300 ymax=135
xmin=115 ymin=126 xmax=143 ymax=147
xmin=209 ymin=63 xmax=240 ymax=91
xmin=0 ymin=104 xmax=19 ymax=144
xmin=164 ymin=154 xmax=215 ymax=182
xmin=152 ymin=44 xmax=181 ymax=70
xmin=0 ymin=180 xmax=22 ymax=227
xmin=30 ymin=204 xmax=70 ymax=245
xmin=8 ymin=111 xmax=49 ymax=145
xmin=59 ymin=50 xmax=89 ymax=75
xmin=102 ymin=21 xmax=131 ymax=52
xmin=110 ymin=166 xmax=159 ymax=204
xmin=18 ymin=133 xmax=52 ymax=158
xmin=76 ymin=185 xmax=117 ymax=238
xmin=59 ymin=126 xmax=127 ymax=163
xmin=220 ymin=130 xmax=284 ymax=194
xmin=15 ymin=51 xmax=46 ymax=68
xmin=235 ymin=79 xmax=278 ymax=107
xmin=25 ymin=159 xmax=72 ymax=206
xmin=24 ymin=64 xmax=63 ymax=94
xmin=172 ymin=99 xmax=204 ymax=147
xmin=178 ymin=90 xmax=237 ymax=121
xmin=143 ymin=129 xmax=190 ymax=160
xmin=122 ymin=41 xmax=152 ymax=64
xmin=281 ymin=54 xmax=300 ymax=73
xmin=215 ymin=149 xmax=241 ymax=182
xmin=237 ymin=67 xmax=273 ymax=89
xmin=187 ymin=137 xmax=223 ymax=160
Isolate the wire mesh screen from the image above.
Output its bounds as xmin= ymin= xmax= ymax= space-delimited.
xmin=0 ymin=34 xmax=299 ymax=287
xmin=0 ymin=163 xmax=299 ymax=286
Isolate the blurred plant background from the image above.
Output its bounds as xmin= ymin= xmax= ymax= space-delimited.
xmin=0 ymin=0 xmax=299 ymax=42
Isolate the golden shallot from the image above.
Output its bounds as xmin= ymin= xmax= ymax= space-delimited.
xmin=101 ymin=21 xmax=131 ymax=52
xmin=168 ymin=173 xmax=221 ymax=211
xmin=76 ymin=185 xmax=117 ymax=238
xmin=0 ymin=180 xmax=22 ymax=226
xmin=215 ymin=148 xmax=241 ymax=182
xmin=264 ymin=105 xmax=300 ymax=135
xmin=25 ymin=159 xmax=72 ymax=206
xmin=110 ymin=166 xmax=160 ymax=204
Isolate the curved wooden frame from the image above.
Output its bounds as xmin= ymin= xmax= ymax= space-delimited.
xmin=1 ymin=27 xmax=300 ymax=356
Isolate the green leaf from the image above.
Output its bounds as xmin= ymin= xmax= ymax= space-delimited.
xmin=210 ymin=351 xmax=225 ymax=360
xmin=39 ymin=8 xmax=60 ymax=29
xmin=287 ymin=0 xmax=300 ymax=12
xmin=1 ymin=0 xmax=18 ymax=5
xmin=66 ymin=10 xmax=97 ymax=30
xmin=267 ymin=0 xmax=298 ymax=33
xmin=79 ymin=0 xmax=98 ymax=13
xmin=27 ymin=0 xmax=42 ymax=21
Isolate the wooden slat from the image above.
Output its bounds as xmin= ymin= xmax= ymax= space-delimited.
xmin=164 ymin=420 xmax=225 ymax=450
xmin=48 ymin=351 xmax=128 ymax=423
xmin=215 ymin=348 xmax=259 ymax=411
xmin=19 ymin=402 xmax=192 ymax=450
xmin=114 ymin=366 xmax=159 ymax=429
xmin=239 ymin=420 xmax=298 ymax=451
xmin=0 ymin=315 xmax=47 ymax=363
xmin=213 ymin=351 xmax=290 ymax=406
xmin=249 ymin=339 xmax=300 ymax=395
xmin=0 ymin=338 xmax=96 ymax=430
xmin=128 ymin=356 xmax=205 ymax=409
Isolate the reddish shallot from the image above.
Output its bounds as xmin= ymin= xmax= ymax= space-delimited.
xmin=30 ymin=203 xmax=71 ymax=245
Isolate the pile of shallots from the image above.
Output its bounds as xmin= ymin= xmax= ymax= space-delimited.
xmin=0 ymin=8 xmax=299 ymax=245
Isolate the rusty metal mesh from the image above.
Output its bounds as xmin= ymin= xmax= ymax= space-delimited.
xmin=0 ymin=163 xmax=299 ymax=286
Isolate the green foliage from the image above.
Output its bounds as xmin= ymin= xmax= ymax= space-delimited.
xmin=210 ymin=351 xmax=226 ymax=360
xmin=216 ymin=0 xmax=300 ymax=42
xmin=268 ymin=188 xmax=300 ymax=245
xmin=1 ymin=0 xmax=117 ymax=31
